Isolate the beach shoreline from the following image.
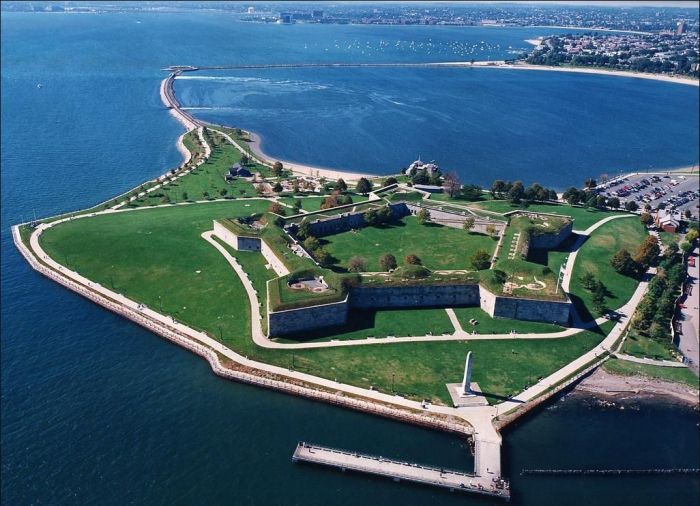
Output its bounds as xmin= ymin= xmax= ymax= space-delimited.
xmin=575 ymin=368 xmax=699 ymax=407
xmin=244 ymin=130 xmax=378 ymax=181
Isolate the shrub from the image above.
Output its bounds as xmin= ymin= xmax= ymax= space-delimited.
xmin=273 ymin=182 xmax=283 ymax=193
xmin=272 ymin=161 xmax=283 ymax=176
xmin=492 ymin=269 xmax=507 ymax=284
xmin=395 ymin=265 xmax=431 ymax=279
xmin=303 ymin=236 xmax=320 ymax=252
xmin=470 ymin=249 xmax=491 ymax=270
xmin=356 ymin=177 xmax=373 ymax=194
xmin=348 ymin=256 xmax=368 ymax=273
xmin=405 ymin=254 xmax=421 ymax=266
xmin=379 ymin=253 xmax=398 ymax=272
xmin=416 ymin=208 xmax=431 ymax=225
xmin=268 ymin=202 xmax=286 ymax=216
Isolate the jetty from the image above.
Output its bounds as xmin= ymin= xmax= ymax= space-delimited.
xmin=292 ymin=441 xmax=510 ymax=501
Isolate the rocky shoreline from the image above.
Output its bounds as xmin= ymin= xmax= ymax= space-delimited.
xmin=575 ymin=368 xmax=699 ymax=407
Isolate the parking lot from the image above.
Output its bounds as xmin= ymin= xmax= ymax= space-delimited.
xmin=598 ymin=172 xmax=699 ymax=219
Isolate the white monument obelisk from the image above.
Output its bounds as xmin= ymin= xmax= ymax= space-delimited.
xmin=460 ymin=351 xmax=474 ymax=397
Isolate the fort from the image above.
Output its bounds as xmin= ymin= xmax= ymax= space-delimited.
xmin=212 ymin=196 xmax=574 ymax=337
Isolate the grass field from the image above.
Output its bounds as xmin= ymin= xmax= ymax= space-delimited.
xmin=452 ymin=307 xmax=564 ymax=334
xmin=39 ymin=201 xmax=610 ymax=405
xmin=470 ymin=200 xmax=627 ymax=230
xmin=569 ymin=217 xmax=647 ymax=320
xmin=322 ymin=216 xmax=497 ymax=272
xmin=621 ymin=332 xmax=678 ymax=361
xmin=603 ymin=358 xmax=699 ymax=389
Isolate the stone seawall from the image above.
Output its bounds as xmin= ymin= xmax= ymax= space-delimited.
xmin=306 ymin=203 xmax=411 ymax=238
xmin=351 ymin=284 xmax=481 ymax=309
xmin=403 ymin=203 xmax=507 ymax=235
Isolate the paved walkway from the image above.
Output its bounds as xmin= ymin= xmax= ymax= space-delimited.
xmin=614 ymin=353 xmax=686 ymax=368
xmin=678 ymin=246 xmax=699 ymax=376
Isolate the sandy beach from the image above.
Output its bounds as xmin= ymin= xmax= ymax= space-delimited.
xmin=492 ymin=62 xmax=699 ymax=87
xmin=245 ymin=131 xmax=378 ymax=181
xmin=575 ymin=368 xmax=699 ymax=406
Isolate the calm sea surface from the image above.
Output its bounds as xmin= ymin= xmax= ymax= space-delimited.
xmin=2 ymin=12 xmax=698 ymax=505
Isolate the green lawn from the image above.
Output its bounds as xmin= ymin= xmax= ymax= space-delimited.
xmin=40 ymin=201 xmax=609 ymax=405
xmin=603 ymin=359 xmax=699 ymax=389
xmin=470 ymin=201 xmax=627 ymax=230
xmin=322 ymin=216 xmax=497 ymax=272
xmin=622 ymin=332 xmax=678 ymax=361
xmin=569 ymin=217 xmax=647 ymax=320
xmin=452 ymin=307 xmax=564 ymax=334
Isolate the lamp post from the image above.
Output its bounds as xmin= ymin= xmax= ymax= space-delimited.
xmin=391 ymin=373 xmax=395 ymax=393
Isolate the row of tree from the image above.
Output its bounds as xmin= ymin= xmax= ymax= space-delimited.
xmin=490 ymin=180 xmax=558 ymax=204
xmin=610 ymin=235 xmax=661 ymax=278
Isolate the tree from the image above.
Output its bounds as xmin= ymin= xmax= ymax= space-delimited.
xmin=268 ymin=202 xmax=285 ymax=215
xmin=443 ymin=171 xmax=461 ymax=198
xmin=507 ymin=181 xmax=525 ymax=204
xmin=584 ymin=177 xmax=597 ymax=188
xmin=462 ymin=217 xmax=476 ymax=232
xmin=313 ymin=247 xmax=332 ymax=266
xmin=182 ymin=191 xmax=189 ymax=201
xmin=607 ymin=197 xmax=620 ymax=209
xmin=292 ymin=199 xmax=302 ymax=213
xmin=492 ymin=269 xmax=507 ymax=284
xmin=686 ymin=229 xmax=699 ymax=243
xmin=219 ymin=188 xmax=228 ymax=197
xmin=640 ymin=213 xmax=653 ymax=226
xmin=580 ymin=271 xmax=596 ymax=291
xmin=485 ymin=224 xmax=497 ymax=237
xmin=356 ymin=177 xmax=373 ymax=194
xmin=161 ymin=195 xmax=171 ymax=204
xmin=303 ymin=236 xmax=320 ymax=252
xmin=685 ymin=209 xmax=692 ymax=219
xmin=272 ymin=182 xmax=283 ymax=193
xmin=470 ymin=249 xmax=491 ymax=270
xmin=680 ymin=241 xmax=693 ymax=255
xmin=348 ymin=256 xmax=368 ymax=273
xmin=491 ymin=180 xmax=507 ymax=198
xmin=203 ymin=191 xmax=210 ymax=199
xmin=377 ymin=205 xmax=394 ymax=224
xmin=625 ymin=200 xmax=639 ymax=212
xmin=634 ymin=235 xmax=660 ymax=269
xmin=405 ymin=254 xmax=421 ymax=265
xmin=416 ymin=208 xmax=431 ymax=225
xmin=383 ymin=176 xmax=398 ymax=187
xmin=240 ymin=154 xmax=250 ymax=165
xmin=297 ymin=219 xmax=311 ymax=239
xmin=563 ymin=187 xmax=583 ymax=205
xmin=379 ymin=253 xmax=397 ymax=271
xmin=336 ymin=178 xmax=348 ymax=192
xmin=272 ymin=161 xmax=283 ymax=176
xmin=363 ymin=209 xmax=379 ymax=226
xmin=461 ymin=184 xmax=482 ymax=201
xmin=610 ymin=248 xmax=637 ymax=276
xmin=592 ymin=281 xmax=607 ymax=313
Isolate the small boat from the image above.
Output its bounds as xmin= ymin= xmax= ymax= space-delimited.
xmin=37 ymin=83 xmax=43 ymax=89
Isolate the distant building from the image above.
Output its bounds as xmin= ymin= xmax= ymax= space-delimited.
xmin=312 ymin=10 xmax=324 ymax=19
xmin=406 ymin=158 xmax=440 ymax=175
xmin=247 ymin=6 xmax=254 ymax=14
xmin=676 ymin=20 xmax=686 ymax=35
xmin=656 ymin=209 xmax=681 ymax=233
xmin=229 ymin=164 xmax=252 ymax=178
xmin=279 ymin=13 xmax=293 ymax=24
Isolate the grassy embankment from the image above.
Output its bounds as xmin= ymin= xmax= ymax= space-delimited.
xmin=603 ymin=359 xmax=699 ymax=389
xmin=469 ymin=200 xmax=628 ymax=231
xmin=322 ymin=216 xmax=497 ymax=272
xmin=39 ymin=201 xmax=610 ymax=405
xmin=569 ymin=217 xmax=647 ymax=320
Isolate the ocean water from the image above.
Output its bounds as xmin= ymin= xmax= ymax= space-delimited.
xmin=2 ymin=11 xmax=698 ymax=505
xmin=175 ymin=67 xmax=699 ymax=187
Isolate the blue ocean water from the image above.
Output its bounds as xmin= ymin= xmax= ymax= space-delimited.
xmin=175 ymin=66 xmax=699 ymax=187
xmin=2 ymin=11 xmax=698 ymax=505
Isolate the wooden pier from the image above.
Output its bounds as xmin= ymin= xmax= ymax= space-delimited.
xmin=292 ymin=442 xmax=510 ymax=501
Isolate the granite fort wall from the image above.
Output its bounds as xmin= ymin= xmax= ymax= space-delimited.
xmin=213 ymin=220 xmax=261 ymax=251
xmin=305 ymin=203 xmax=411 ymax=238
xmin=268 ymin=297 xmax=350 ymax=336
xmin=350 ymin=284 xmax=481 ymax=309
xmin=480 ymin=285 xmax=571 ymax=325
xmin=529 ymin=220 xmax=573 ymax=250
